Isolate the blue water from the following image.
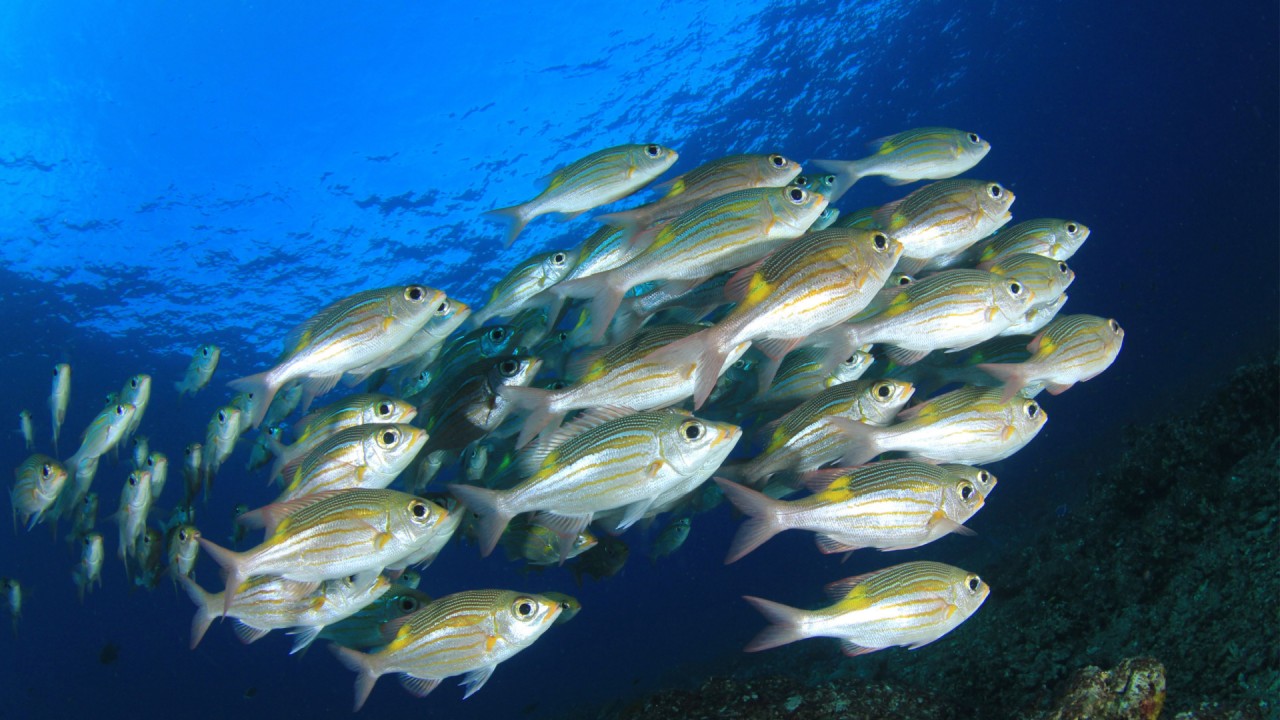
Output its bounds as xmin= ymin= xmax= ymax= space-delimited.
xmin=1 ymin=1 xmax=1276 ymax=718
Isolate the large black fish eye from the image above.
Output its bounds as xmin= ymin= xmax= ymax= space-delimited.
xmin=875 ymin=382 xmax=892 ymax=399
xmin=960 ymin=483 xmax=975 ymax=500
xmin=644 ymin=144 xmax=661 ymax=157
xmin=488 ymin=328 xmax=506 ymax=341
xmin=405 ymin=286 xmax=425 ymax=302
xmin=1008 ymin=282 xmax=1023 ymax=296
xmin=988 ymin=184 xmax=1002 ymax=198
xmin=128 ymin=475 xmax=137 ymax=486
xmin=514 ymin=599 xmax=535 ymax=618
xmin=681 ymin=421 xmax=704 ymax=441
xmin=557 ymin=331 xmax=570 ymax=342
xmin=218 ymin=410 xmax=227 ymax=422
xmin=382 ymin=430 xmax=399 ymax=445
xmin=552 ymin=252 xmax=567 ymax=265
xmin=822 ymin=174 xmax=836 ymax=185
xmin=130 ymin=378 xmax=139 ymax=388
xmin=792 ymin=175 xmax=809 ymax=188
xmin=967 ymin=576 xmax=981 ymax=592
xmin=178 ymin=529 xmax=189 ymax=541
xmin=435 ymin=300 xmax=450 ymax=315
xmin=968 ymin=132 xmax=980 ymax=143
xmin=896 ymin=275 xmax=913 ymax=286
xmin=769 ymin=154 xmax=786 ymax=168
xmin=115 ymin=405 xmax=126 ymax=416
xmin=979 ymin=470 xmax=991 ymax=483
xmin=1057 ymin=262 xmax=1069 ymax=274
xmin=52 ymin=367 xmax=58 ymax=376
xmin=1109 ymin=319 xmax=1121 ymax=333
xmin=378 ymin=402 xmax=393 ymax=415
xmin=41 ymin=463 xmax=52 ymax=477
xmin=400 ymin=598 xmax=418 ymax=612
xmin=1025 ymin=401 xmax=1040 ymax=418
xmin=873 ymin=233 xmax=889 ymax=251
xmin=1065 ymin=222 xmax=1079 ymax=234
xmin=499 ymin=359 xmax=519 ymax=375
xmin=410 ymin=502 xmax=428 ymax=519
xmin=201 ymin=347 xmax=209 ymax=357
xmin=788 ymin=187 xmax=805 ymax=203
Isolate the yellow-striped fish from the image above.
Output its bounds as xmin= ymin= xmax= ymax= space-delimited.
xmin=1002 ymin=292 xmax=1067 ymax=338
xmin=979 ymin=253 xmax=1074 ymax=309
xmin=840 ymin=385 xmax=1048 ymax=466
xmin=654 ymin=227 xmax=903 ymax=408
xmin=500 ymin=323 xmax=749 ymax=448
xmin=202 ymin=405 xmax=243 ymax=486
xmin=166 ymin=525 xmax=200 ymax=580
xmin=553 ymin=185 xmax=829 ymax=343
xmin=177 ymin=573 xmax=318 ymax=649
xmin=230 ymin=285 xmax=445 ymax=428
xmin=73 ymin=532 xmax=104 ymax=603
xmin=65 ymin=402 xmax=136 ymax=482
xmin=345 ymin=296 xmax=471 ymax=385
xmin=815 ymin=127 xmax=991 ymax=201
xmin=501 ymin=518 xmax=598 ymax=566
xmin=276 ymin=423 xmax=427 ymax=502
xmin=118 ymin=374 xmax=151 ymax=445
xmin=743 ymin=561 xmax=988 ymax=655
xmin=718 ymin=460 xmax=995 ymax=562
xmin=175 ymin=344 xmax=220 ymax=397
xmin=487 ymin=143 xmax=678 ymax=246
xmin=11 ymin=454 xmax=67 ymax=529
xmin=145 ymin=452 xmax=168 ymax=500
xmin=751 ymin=347 xmax=874 ymax=412
xmin=469 ymin=250 xmax=576 ymax=328
xmin=268 ymin=393 xmax=418 ymax=482
xmin=450 ymin=407 xmax=741 ymax=559
xmin=971 ymin=217 xmax=1090 ymax=265
xmin=115 ymin=469 xmax=152 ymax=561
xmin=198 ymin=489 xmax=448 ymax=612
xmin=872 ymin=178 xmax=1013 ymax=262
xmin=329 ymin=589 xmax=565 ymax=710
xmin=978 ymin=314 xmax=1124 ymax=399
xmin=595 ymin=152 xmax=802 ymax=233
xmin=49 ymin=363 xmax=70 ymax=455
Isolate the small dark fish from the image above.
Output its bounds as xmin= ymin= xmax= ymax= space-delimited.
xmin=570 ymin=534 xmax=629 ymax=585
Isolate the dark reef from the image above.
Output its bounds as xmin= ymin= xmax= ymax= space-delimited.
xmin=598 ymin=358 xmax=1278 ymax=720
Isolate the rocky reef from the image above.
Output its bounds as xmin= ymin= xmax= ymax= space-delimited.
xmin=598 ymin=357 xmax=1278 ymax=720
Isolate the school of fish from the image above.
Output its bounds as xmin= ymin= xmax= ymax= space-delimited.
xmin=8 ymin=128 xmax=1123 ymax=709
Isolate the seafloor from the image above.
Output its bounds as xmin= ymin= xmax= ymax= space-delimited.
xmin=595 ymin=357 xmax=1279 ymax=720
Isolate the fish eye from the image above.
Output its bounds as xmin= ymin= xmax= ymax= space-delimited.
xmin=1024 ymin=401 xmax=1040 ymax=419
xmin=896 ymin=275 xmax=914 ymax=286
xmin=115 ymin=405 xmax=125 ymax=416
xmin=179 ymin=529 xmax=188 ymax=541
xmin=409 ymin=501 xmax=429 ymax=520
xmin=988 ymin=184 xmax=1002 ymax=199
xmin=967 ymin=575 xmax=981 ymax=592
xmin=1008 ymin=282 xmax=1023 ymax=296
xmin=513 ymin=598 xmax=536 ymax=618
xmin=218 ymin=410 xmax=227 ymax=422
xmin=435 ymin=300 xmax=451 ymax=315
xmin=381 ymin=430 xmax=399 ymax=445
xmin=557 ymin=331 xmax=570 ymax=342
xmin=127 ymin=475 xmax=137 ymax=486
xmin=1109 ymin=319 xmax=1121 ymax=333
xmin=1057 ymin=262 xmax=1069 ymax=274
xmin=552 ymin=252 xmax=567 ymax=265
xmin=1065 ymin=222 xmax=1079 ymax=234
xmin=787 ymin=187 xmax=806 ymax=204
xmin=201 ymin=347 xmax=209 ymax=357
xmin=968 ymin=132 xmax=981 ymax=144
xmin=499 ymin=359 xmax=519 ymax=375
xmin=488 ymin=328 xmax=506 ymax=342
xmin=400 ymin=598 xmax=419 ymax=612
xmin=960 ymin=483 xmax=975 ymax=500
xmin=872 ymin=233 xmax=889 ymax=251
xmin=874 ymin=382 xmax=893 ymax=399
xmin=680 ymin=420 xmax=705 ymax=441
xmin=768 ymin=154 xmax=786 ymax=168
xmin=547 ymin=380 xmax=569 ymax=390
xmin=41 ymin=463 xmax=52 ymax=477
xmin=52 ymin=367 xmax=58 ymax=376
xmin=792 ymin=175 xmax=809 ymax=188
xmin=644 ymin=144 xmax=661 ymax=157
xmin=978 ymin=470 xmax=991 ymax=483
xmin=404 ymin=286 xmax=426 ymax=302
xmin=377 ymin=402 xmax=393 ymax=416
xmin=822 ymin=174 xmax=836 ymax=185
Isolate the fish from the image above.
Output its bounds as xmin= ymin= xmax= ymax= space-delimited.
xmin=419 ymin=355 xmax=542 ymax=458
xmin=979 ymin=253 xmax=1074 ymax=310
xmin=501 ymin=518 xmax=598 ymax=566
xmin=64 ymin=403 xmax=137 ymax=483
xmin=553 ymin=185 xmax=829 ymax=343
xmin=50 ymin=363 xmax=70 ymax=454
xmin=73 ymin=532 xmax=104 ymax=602
xmin=229 ymin=502 xmax=249 ymax=545
xmin=130 ymin=436 xmax=149 ymax=470
xmin=230 ymin=285 xmax=446 ymax=428
xmin=132 ymin=527 xmax=165 ymax=589
xmin=345 ymin=296 xmax=471 ymax=385
xmin=18 ymin=410 xmax=34 ymax=451
xmin=731 ymin=379 xmax=915 ymax=488
xmin=743 ymin=560 xmax=989 ymax=655
xmin=1 ymin=578 xmax=20 ymax=632
xmin=118 ymin=374 xmax=152 ymax=446
xmin=388 ymin=495 xmax=464 ymax=570
xmin=569 ymin=534 xmax=629 ymax=584
xmin=500 ymin=323 xmax=748 ymax=448
xmin=809 ymin=206 xmax=840 ymax=231
xmin=595 ymin=152 xmax=802 ymax=234
xmin=11 ymin=454 xmax=68 ymax=529
xmin=814 ymin=269 xmax=1038 ymax=367
xmin=839 ymin=385 xmax=1048 ymax=466
xmin=269 ymin=394 xmax=419 ymax=482
xmin=261 ymin=381 xmax=304 ymax=430
xmin=649 ymin=517 xmax=691 ymax=563
xmin=871 ymin=179 xmax=1014 ymax=264
xmin=486 ymin=143 xmax=678 ymax=246
xmin=116 ymin=469 xmax=153 ymax=561
xmin=815 ymin=127 xmax=991 ymax=201
xmin=280 ymin=575 xmax=395 ymax=654
xmin=970 ymin=218 xmax=1091 ymax=266
xmin=202 ymin=405 xmax=243 ymax=489
xmin=319 ymin=583 xmax=434 ymax=650
xmin=978 ymin=314 xmax=1125 ymax=398
xmin=166 ymin=525 xmax=200 ymax=581
xmin=177 ymin=574 xmax=320 ymax=649
xmin=68 ymin=492 xmax=98 ymax=543
xmin=277 ymin=423 xmax=428 ymax=502
xmin=228 ymin=391 xmax=261 ymax=433
xmin=1001 ymin=292 xmax=1067 ymax=338
xmin=175 ymin=344 xmax=221 ymax=397
xmin=752 ymin=347 xmax=874 ymax=412
xmin=246 ymin=426 xmax=283 ymax=472
xmin=717 ymin=460 xmax=995 ymax=561
xmin=182 ymin=443 xmax=203 ymax=505
xmin=450 ymin=407 xmax=741 ymax=560
xmin=199 ymin=489 xmax=449 ymax=612
xmin=469 ymin=250 xmax=577 ymax=328
xmin=652 ymin=226 xmax=903 ymax=407
xmin=329 ymin=589 xmax=565 ymax=710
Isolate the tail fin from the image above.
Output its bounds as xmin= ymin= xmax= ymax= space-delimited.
xmin=742 ymin=595 xmax=810 ymax=651
xmin=196 ymin=537 xmax=248 ymax=616
xmin=447 ymin=484 xmax=514 ymax=557
xmin=176 ymin=574 xmax=217 ymax=649
xmin=484 ymin=204 xmax=532 ymax=249
xmin=810 ymin=159 xmax=866 ymax=204
xmin=715 ymin=479 xmax=788 ymax=563
xmin=227 ymin=372 xmax=275 ymax=429
xmin=975 ymin=363 xmax=1027 ymax=402
xmin=329 ymin=644 xmax=383 ymax=712
xmin=498 ymin=385 xmax=560 ymax=449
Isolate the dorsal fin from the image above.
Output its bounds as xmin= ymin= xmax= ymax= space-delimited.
xmin=519 ymin=406 xmax=636 ymax=475
xmin=724 ymin=259 xmax=767 ymax=305
xmin=871 ymin=198 xmax=906 ymax=231
xmin=823 ymin=569 xmax=883 ymax=601
xmin=239 ymin=490 xmax=346 ymax=537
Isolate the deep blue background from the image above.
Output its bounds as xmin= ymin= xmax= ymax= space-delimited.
xmin=1 ymin=2 xmax=1275 ymax=718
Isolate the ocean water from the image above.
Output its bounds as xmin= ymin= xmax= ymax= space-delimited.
xmin=1 ymin=2 xmax=1276 ymax=719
